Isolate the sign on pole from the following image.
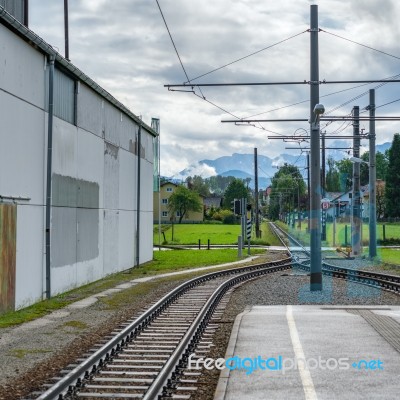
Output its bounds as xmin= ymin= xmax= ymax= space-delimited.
xmin=321 ymin=198 xmax=330 ymax=210
xmin=246 ymin=220 xmax=252 ymax=240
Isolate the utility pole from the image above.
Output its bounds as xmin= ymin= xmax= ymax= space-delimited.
xmin=254 ymin=148 xmax=260 ymax=238
xmin=352 ymin=106 xmax=362 ymax=256
xmin=309 ymin=4 xmax=322 ymax=290
xmin=307 ymin=152 xmax=310 ymax=233
xmin=23 ymin=0 xmax=29 ymax=26
xmin=321 ymin=130 xmax=326 ymax=240
xmin=64 ymin=0 xmax=70 ymax=60
xmin=368 ymin=90 xmax=377 ymax=258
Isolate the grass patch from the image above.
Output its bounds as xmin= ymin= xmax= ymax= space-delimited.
xmin=379 ymin=248 xmax=400 ymax=265
xmin=8 ymin=348 xmax=52 ymax=359
xmin=279 ymin=220 xmax=400 ymax=266
xmin=154 ymin=224 xmax=241 ymax=245
xmin=147 ymin=249 xmax=265 ymax=272
xmin=62 ymin=321 xmax=88 ymax=329
xmin=154 ymin=222 xmax=280 ymax=246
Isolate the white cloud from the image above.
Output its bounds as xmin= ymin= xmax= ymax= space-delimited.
xmin=176 ymin=162 xmax=217 ymax=179
xmin=28 ymin=0 xmax=400 ymax=175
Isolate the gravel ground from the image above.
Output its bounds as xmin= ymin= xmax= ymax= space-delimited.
xmin=0 ymin=251 xmax=398 ymax=400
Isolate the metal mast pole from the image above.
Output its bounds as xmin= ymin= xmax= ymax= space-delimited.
xmin=321 ymin=130 xmax=326 ymax=240
xmin=254 ymin=148 xmax=260 ymax=238
xmin=369 ymin=90 xmax=377 ymax=257
xmin=307 ymin=152 xmax=310 ymax=232
xmin=309 ymin=4 xmax=322 ymax=290
xmin=352 ymin=106 xmax=361 ymax=256
xmin=64 ymin=0 xmax=69 ymax=60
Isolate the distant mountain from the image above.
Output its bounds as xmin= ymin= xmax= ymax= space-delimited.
xmin=376 ymin=142 xmax=391 ymax=153
xmin=177 ymin=142 xmax=391 ymax=189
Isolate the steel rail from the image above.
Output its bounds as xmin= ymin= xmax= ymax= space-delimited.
xmin=36 ymin=256 xmax=291 ymax=399
xmin=143 ymin=261 xmax=292 ymax=399
xmin=269 ymin=222 xmax=400 ymax=293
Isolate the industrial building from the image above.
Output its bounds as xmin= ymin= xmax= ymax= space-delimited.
xmin=0 ymin=4 xmax=158 ymax=312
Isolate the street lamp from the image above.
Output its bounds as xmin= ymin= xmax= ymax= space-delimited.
xmin=349 ymin=156 xmax=369 ymax=165
xmin=313 ymin=104 xmax=325 ymax=121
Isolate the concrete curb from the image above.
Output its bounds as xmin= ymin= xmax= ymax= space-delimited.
xmin=213 ymin=306 xmax=252 ymax=400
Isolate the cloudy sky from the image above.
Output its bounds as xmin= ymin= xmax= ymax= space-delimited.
xmin=29 ymin=0 xmax=400 ymax=177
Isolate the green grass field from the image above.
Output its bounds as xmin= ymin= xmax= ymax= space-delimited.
xmin=282 ymin=220 xmax=400 ymax=265
xmin=154 ymin=223 xmax=241 ymax=245
xmin=153 ymin=221 xmax=282 ymax=246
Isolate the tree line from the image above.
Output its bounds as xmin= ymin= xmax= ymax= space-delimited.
xmin=166 ymin=133 xmax=400 ymax=222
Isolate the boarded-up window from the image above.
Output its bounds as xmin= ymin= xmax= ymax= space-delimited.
xmin=0 ymin=0 xmax=27 ymax=25
xmin=0 ymin=204 xmax=16 ymax=312
xmin=54 ymin=68 xmax=75 ymax=123
xmin=46 ymin=67 xmax=76 ymax=124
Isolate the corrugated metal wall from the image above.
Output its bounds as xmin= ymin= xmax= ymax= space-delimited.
xmin=46 ymin=68 xmax=76 ymax=124
xmin=0 ymin=0 xmax=25 ymax=24
xmin=0 ymin=204 xmax=16 ymax=312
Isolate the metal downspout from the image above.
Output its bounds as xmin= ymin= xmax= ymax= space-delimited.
xmin=45 ymin=55 xmax=55 ymax=299
xmin=136 ymin=121 xmax=142 ymax=267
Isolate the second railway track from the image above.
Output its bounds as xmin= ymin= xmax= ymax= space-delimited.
xmin=269 ymin=221 xmax=400 ymax=294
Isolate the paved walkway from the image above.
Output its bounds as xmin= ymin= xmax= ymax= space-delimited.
xmin=215 ymin=305 xmax=400 ymax=400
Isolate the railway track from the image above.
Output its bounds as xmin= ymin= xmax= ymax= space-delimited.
xmin=31 ymin=256 xmax=292 ymax=400
xmin=29 ymin=222 xmax=400 ymax=400
xmin=269 ymin=221 xmax=400 ymax=294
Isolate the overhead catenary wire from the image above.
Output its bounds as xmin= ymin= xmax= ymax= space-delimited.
xmin=321 ymin=29 xmax=400 ymax=63
xmin=156 ymin=0 xmax=241 ymax=119
xmin=155 ymin=0 xmax=191 ymax=84
xmin=159 ymin=3 xmax=400 ymax=137
xmin=185 ymin=30 xmax=308 ymax=84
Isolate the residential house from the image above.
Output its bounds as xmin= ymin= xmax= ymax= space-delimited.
xmin=153 ymin=182 xmax=204 ymax=223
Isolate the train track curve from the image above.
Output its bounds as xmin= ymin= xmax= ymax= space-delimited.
xmin=33 ymin=256 xmax=291 ymax=400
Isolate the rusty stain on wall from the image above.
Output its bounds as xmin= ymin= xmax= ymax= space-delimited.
xmin=104 ymin=142 xmax=119 ymax=159
xmin=0 ymin=204 xmax=16 ymax=313
xmin=128 ymin=138 xmax=145 ymax=158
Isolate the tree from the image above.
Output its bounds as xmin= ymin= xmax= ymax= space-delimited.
xmin=360 ymin=151 xmax=389 ymax=186
xmin=168 ymin=185 xmax=203 ymax=223
xmin=206 ymin=175 xmax=235 ymax=195
xmin=186 ymin=175 xmax=210 ymax=197
xmin=268 ymin=164 xmax=306 ymax=220
xmin=223 ymin=178 xmax=249 ymax=209
xmin=325 ymin=157 xmax=340 ymax=192
xmin=376 ymin=180 xmax=386 ymax=219
xmin=335 ymin=159 xmax=353 ymax=191
xmin=385 ymin=133 xmax=400 ymax=217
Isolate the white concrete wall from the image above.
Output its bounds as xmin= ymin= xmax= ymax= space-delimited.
xmin=0 ymin=24 xmax=47 ymax=307
xmin=0 ymin=23 xmax=155 ymax=309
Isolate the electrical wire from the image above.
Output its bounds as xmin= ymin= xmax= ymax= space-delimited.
xmin=321 ymin=29 xmax=400 ymax=62
xmin=375 ymin=97 xmax=400 ymax=109
xmin=242 ymin=73 xmax=400 ymax=120
xmin=185 ymin=30 xmax=308 ymax=84
xmin=192 ymin=92 xmax=241 ymax=119
xmin=155 ymin=0 xmax=191 ymax=84
xmin=157 ymin=3 xmax=400 ymax=135
xmin=324 ymin=73 xmax=400 ymax=115
xmin=156 ymin=0 xmax=241 ymax=119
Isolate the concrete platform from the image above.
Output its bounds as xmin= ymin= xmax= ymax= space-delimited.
xmin=214 ymin=305 xmax=400 ymax=400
